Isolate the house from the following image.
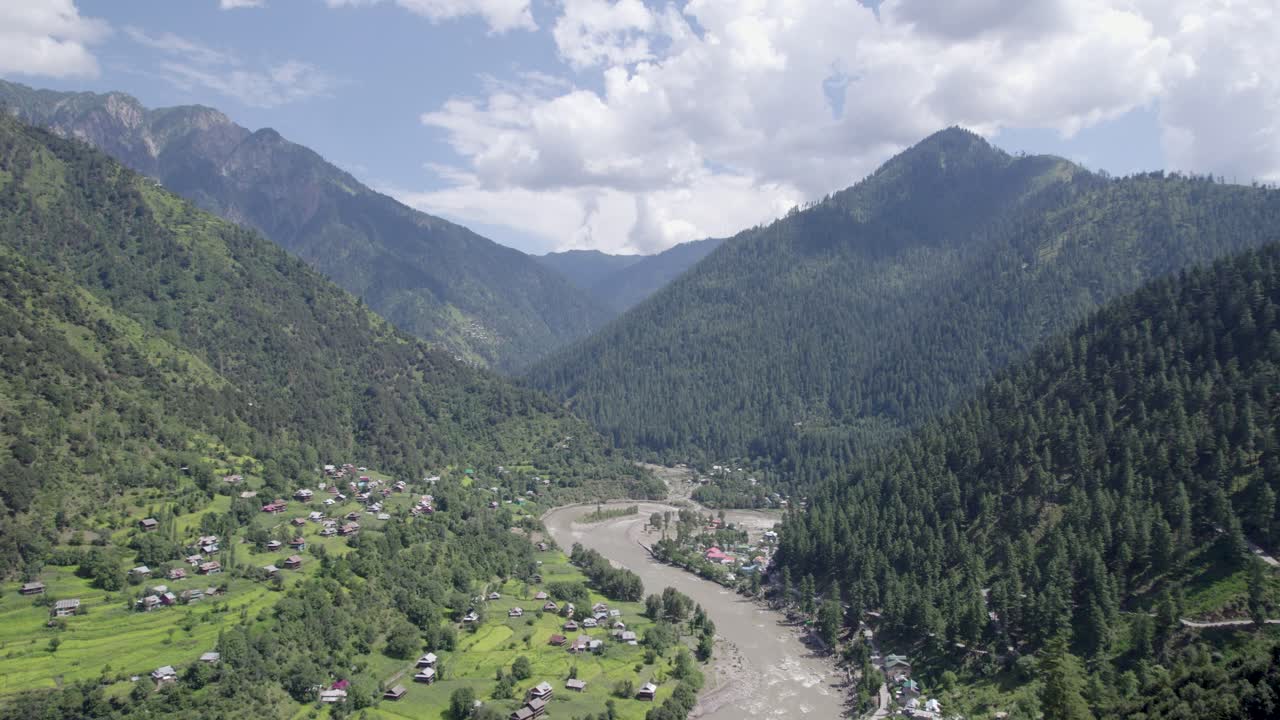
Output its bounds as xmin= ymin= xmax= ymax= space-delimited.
xmin=290 ymin=518 xmax=306 ymax=527
xmin=548 ymin=634 xmax=566 ymax=646
xmin=589 ymin=639 xmax=603 ymax=654
xmin=181 ymin=589 xmax=204 ymax=603
xmin=563 ymin=603 xmax=576 ymax=617
xmin=186 ymin=554 xmax=203 ymax=566
xmin=582 ymin=618 xmax=597 ymax=628
xmin=346 ymin=511 xmax=361 ymax=521
xmin=201 ymin=543 xmax=219 ymax=554
xmin=199 ymin=561 xmax=222 ymax=575
xmin=413 ymin=668 xmax=436 ymax=684
xmin=534 ymin=591 xmax=548 ymax=600
xmin=416 ymin=652 xmax=437 ymax=668
xmin=383 ymin=685 xmax=407 ymax=700
xmin=377 ymin=513 xmax=391 ymax=521
xmin=261 ymin=501 xmax=286 ymax=514
xmin=294 ymin=489 xmax=313 ymax=501
xmin=151 ymin=666 xmax=178 ymax=683
xmin=637 ymin=682 xmax=658 ymax=700
xmin=308 ymin=511 xmax=324 ymax=522
xmin=704 ymin=547 xmax=729 ymax=563
xmin=205 ymin=586 xmax=221 ymax=597
xmin=161 ymin=592 xmax=178 ymax=605
xmin=527 ymin=681 xmax=553 ymax=702
xmin=620 ymin=631 xmax=638 ymax=644
xmin=536 ymin=542 xmax=548 ymax=551
xmin=137 ymin=595 xmax=161 ymax=612
xmin=51 ymin=599 xmax=80 ymax=617
xmin=563 ymin=620 xmax=578 ymax=631
xmin=199 ymin=652 xmax=220 ymax=664
xmin=884 ymin=654 xmax=912 ymax=680
xmin=20 ymin=582 xmax=46 ymax=595
xmin=509 ymin=707 xmax=535 ymax=720
xmin=139 ymin=518 xmax=159 ymax=532
xmin=318 ymin=689 xmax=347 ymax=703
xmin=542 ymin=601 xmax=558 ymax=612
xmin=319 ymin=526 xmax=337 ymax=537
xmin=565 ymin=678 xmax=586 ymax=692
xmin=262 ymin=565 xmax=279 ymax=576
xmin=288 ymin=538 xmax=307 ymax=549
xmin=339 ymin=523 xmax=360 ymax=536
xmin=569 ymin=635 xmax=590 ymax=653
xmin=526 ymin=697 xmax=548 ymax=717
xmin=462 ymin=611 xmax=479 ymax=624
xmin=266 ymin=540 xmax=282 ymax=551
xmin=284 ymin=555 xmax=303 ymax=570
xmin=131 ymin=566 xmax=151 ymax=577
xmin=531 ymin=573 xmax=543 ymax=583
xmin=222 ymin=474 xmax=243 ymax=485
xmin=508 ymin=607 xmax=524 ymax=617
xmin=613 ymin=620 xmax=627 ymax=630
xmin=198 ymin=535 xmax=218 ymax=547
xmin=592 ymin=602 xmax=608 ymax=613
xmin=488 ymin=591 xmax=501 ymax=600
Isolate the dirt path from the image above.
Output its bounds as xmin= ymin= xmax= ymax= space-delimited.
xmin=544 ymin=502 xmax=848 ymax=719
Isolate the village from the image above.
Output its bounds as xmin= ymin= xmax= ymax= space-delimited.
xmin=1 ymin=459 xmax=704 ymax=720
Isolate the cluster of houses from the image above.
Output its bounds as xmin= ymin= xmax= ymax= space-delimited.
xmin=411 ymin=494 xmax=435 ymax=516
xmin=149 ymin=651 xmax=219 ymax=687
xmin=509 ymin=681 xmax=552 ymax=720
xmin=879 ymin=654 xmax=945 ymax=719
xmin=136 ymin=583 xmax=223 ymax=612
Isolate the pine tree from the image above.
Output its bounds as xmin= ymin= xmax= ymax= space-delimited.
xmin=1039 ymin=634 xmax=1095 ymax=720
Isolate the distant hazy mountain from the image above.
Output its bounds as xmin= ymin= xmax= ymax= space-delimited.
xmin=0 ymin=79 xmax=609 ymax=372
xmin=536 ymin=249 xmax=643 ymax=294
xmin=528 ymin=127 xmax=1280 ymax=467
xmin=538 ymin=237 xmax=725 ymax=313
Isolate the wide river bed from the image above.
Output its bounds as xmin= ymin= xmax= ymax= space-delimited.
xmin=543 ymin=502 xmax=848 ymax=719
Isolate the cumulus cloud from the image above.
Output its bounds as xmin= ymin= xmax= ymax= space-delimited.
xmin=126 ymin=27 xmax=333 ymax=108
xmin=0 ymin=0 xmax=108 ymax=78
xmin=326 ymin=0 xmax=535 ymax=34
xmin=408 ymin=0 xmax=1280 ymax=253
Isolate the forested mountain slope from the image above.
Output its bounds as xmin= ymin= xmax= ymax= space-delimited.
xmin=0 ymin=79 xmax=609 ymax=372
xmin=778 ymin=244 xmax=1280 ymax=718
xmin=0 ymin=114 xmax=651 ymax=578
xmin=528 ymin=128 xmax=1280 ymax=473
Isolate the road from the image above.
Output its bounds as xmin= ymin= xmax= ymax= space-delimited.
xmin=543 ymin=502 xmax=849 ymax=719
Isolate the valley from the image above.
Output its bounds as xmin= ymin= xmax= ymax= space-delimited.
xmin=543 ymin=502 xmax=845 ymax=720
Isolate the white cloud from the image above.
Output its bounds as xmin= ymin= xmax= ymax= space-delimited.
xmin=126 ymin=27 xmax=333 ymax=108
xmin=410 ymin=0 xmax=1280 ymax=254
xmin=0 ymin=0 xmax=108 ymax=78
xmin=326 ymin=0 xmax=535 ymax=34
xmin=219 ymin=0 xmax=265 ymax=8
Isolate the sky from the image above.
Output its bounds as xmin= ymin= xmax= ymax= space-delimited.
xmin=1 ymin=1 xmax=1277 ymax=255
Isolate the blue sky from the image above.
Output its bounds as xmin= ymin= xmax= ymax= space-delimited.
xmin=2 ymin=1 xmax=1276 ymax=254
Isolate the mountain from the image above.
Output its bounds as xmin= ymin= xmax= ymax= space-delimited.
xmin=0 ymin=112 xmax=653 ymax=579
xmin=536 ymin=249 xmax=643 ymax=293
xmin=538 ymin=239 xmax=725 ymax=313
xmin=527 ymin=128 xmax=1280 ymax=474
xmin=776 ymin=243 xmax=1280 ymax=718
xmin=0 ymin=79 xmax=610 ymax=373
xmin=589 ymin=237 xmax=725 ymax=312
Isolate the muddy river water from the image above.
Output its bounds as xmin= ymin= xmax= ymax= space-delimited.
xmin=543 ymin=502 xmax=849 ymax=719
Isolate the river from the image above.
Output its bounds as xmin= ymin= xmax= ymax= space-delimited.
xmin=543 ymin=502 xmax=849 ymax=719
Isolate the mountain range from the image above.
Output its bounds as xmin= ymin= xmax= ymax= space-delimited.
xmin=528 ymin=128 xmax=1280 ymax=476
xmin=0 ymin=79 xmax=612 ymax=373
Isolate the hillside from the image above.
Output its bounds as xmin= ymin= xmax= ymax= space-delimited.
xmin=777 ymin=243 xmax=1280 ymax=718
xmin=0 ymin=79 xmax=610 ymax=372
xmin=528 ymin=128 xmax=1280 ymax=475
xmin=0 ymin=113 xmax=654 ymax=579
